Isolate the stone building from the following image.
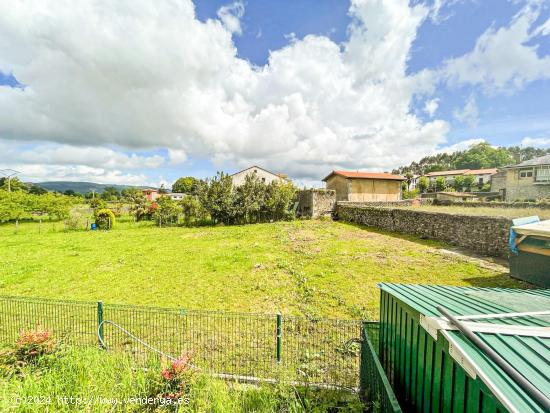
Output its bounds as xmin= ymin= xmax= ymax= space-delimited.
xmin=498 ymin=155 xmax=550 ymax=201
xmin=322 ymin=170 xmax=405 ymax=202
xmin=230 ymin=166 xmax=287 ymax=186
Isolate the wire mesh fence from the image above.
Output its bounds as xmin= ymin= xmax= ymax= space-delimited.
xmin=0 ymin=295 xmax=383 ymax=391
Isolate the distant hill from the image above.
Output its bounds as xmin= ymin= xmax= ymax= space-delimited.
xmin=35 ymin=181 xmax=155 ymax=194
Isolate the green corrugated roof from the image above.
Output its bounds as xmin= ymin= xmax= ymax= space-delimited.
xmin=378 ymin=283 xmax=550 ymax=413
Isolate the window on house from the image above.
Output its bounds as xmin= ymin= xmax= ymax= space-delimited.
xmin=535 ymin=166 xmax=550 ymax=182
xmin=478 ymin=177 xmax=483 ymax=184
xmin=519 ymin=170 xmax=533 ymax=178
xmin=262 ymin=177 xmax=266 ymax=182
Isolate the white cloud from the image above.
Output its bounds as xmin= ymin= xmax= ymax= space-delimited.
xmin=424 ymin=98 xmax=439 ymax=117
xmin=521 ymin=137 xmax=550 ymax=147
xmin=217 ymin=1 xmax=245 ymax=35
xmin=437 ymin=138 xmax=486 ymax=154
xmin=0 ymin=0 xmax=452 ymax=183
xmin=442 ymin=2 xmax=550 ymax=93
xmin=453 ymin=95 xmax=479 ymax=127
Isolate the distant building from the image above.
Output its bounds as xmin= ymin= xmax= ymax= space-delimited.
xmin=167 ymin=193 xmax=185 ymax=201
xmin=425 ymin=169 xmax=470 ymax=185
xmin=463 ymin=168 xmax=498 ymax=186
xmin=142 ymin=189 xmax=160 ymax=201
xmin=425 ymin=168 xmax=497 ymax=189
xmin=322 ymin=170 xmax=405 ymax=202
xmin=230 ymin=166 xmax=287 ymax=187
xmin=496 ymin=155 xmax=550 ymax=201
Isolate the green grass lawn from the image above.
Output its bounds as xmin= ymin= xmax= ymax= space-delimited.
xmin=0 ymin=219 xmax=527 ymax=319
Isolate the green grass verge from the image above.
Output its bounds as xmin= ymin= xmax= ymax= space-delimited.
xmin=0 ymin=219 xmax=527 ymax=319
xmin=0 ymin=347 xmax=362 ymax=412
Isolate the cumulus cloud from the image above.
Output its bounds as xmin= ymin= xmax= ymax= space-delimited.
xmin=217 ymin=1 xmax=245 ymax=35
xmin=521 ymin=136 xmax=550 ymax=147
xmin=424 ymin=98 xmax=439 ymax=117
xmin=0 ymin=0 xmax=453 ymax=183
xmin=442 ymin=1 xmax=550 ymax=93
xmin=453 ymin=95 xmax=479 ymax=127
xmin=437 ymin=138 xmax=486 ymax=154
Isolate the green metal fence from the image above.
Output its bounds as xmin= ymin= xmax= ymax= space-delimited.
xmin=360 ymin=322 xmax=402 ymax=412
xmin=0 ymin=295 xmax=400 ymax=408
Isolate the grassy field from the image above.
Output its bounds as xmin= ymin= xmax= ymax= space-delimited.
xmin=0 ymin=219 xmax=526 ymax=320
xmin=397 ymin=204 xmax=550 ymax=219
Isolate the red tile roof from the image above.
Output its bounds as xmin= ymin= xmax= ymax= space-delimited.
xmin=322 ymin=170 xmax=405 ymax=181
xmin=425 ymin=169 xmax=470 ymax=177
xmin=463 ymin=168 xmax=498 ymax=175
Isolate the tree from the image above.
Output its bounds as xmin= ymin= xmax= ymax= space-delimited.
xmin=64 ymin=189 xmax=76 ymax=196
xmin=0 ymin=177 xmax=27 ymax=192
xmin=28 ymin=184 xmax=48 ymax=195
xmin=198 ymin=172 xmax=234 ymax=224
xmin=404 ymin=172 xmax=414 ymax=190
xmin=154 ymin=196 xmax=181 ymax=226
xmin=453 ymin=142 xmax=513 ymax=169
xmin=172 ymin=177 xmax=197 ymax=194
xmin=462 ymin=175 xmax=476 ymax=192
xmin=101 ymin=186 xmax=120 ymax=201
xmin=435 ymin=177 xmax=446 ymax=192
xmin=417 ymin=176 xmax=429 ymax=193
xmin=452 ymin=176 xmax=465 ymax=192
xmin=180 ymin=196 xmax=206 ymax=225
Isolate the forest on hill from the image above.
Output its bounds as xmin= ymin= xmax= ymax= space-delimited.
xmin=392 ymin=142 xmax=550 ymax=176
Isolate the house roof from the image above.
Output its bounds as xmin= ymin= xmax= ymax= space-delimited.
xmin=425 ymin=169 xmax=470 ymax=177
xmin=322 ymin=170 xmax=405 ymax=181
xmin=464 ymin=168 xmax=498 ymax=175
xmin=230 ymin=165 xmax=284 ymax=178
xmin=379 ymin=283 xmax=550 ymax=413
xmin=505 ymin=154 xmax=550 ymax=168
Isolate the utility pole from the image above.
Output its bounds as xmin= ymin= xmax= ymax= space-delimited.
xmin=0 ymin=169 xmax=21 ymax=192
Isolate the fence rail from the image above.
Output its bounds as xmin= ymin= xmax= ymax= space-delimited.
xmin=0 ymin=295 xmax=400 ymax=409
xmin=0 ymin=295 xmax=379 ymax=390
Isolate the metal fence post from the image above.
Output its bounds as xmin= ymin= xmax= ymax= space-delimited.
xmin=97 ymin=301 xmax=105 ymax=348
xmin=276 ymin=313 xmax=282 ymax=363
xmin=359 ymin=321 xmax=368 ymax=399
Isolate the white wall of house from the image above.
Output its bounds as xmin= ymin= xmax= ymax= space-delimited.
xmin=231 ymin=167 xmax=285 ymax=186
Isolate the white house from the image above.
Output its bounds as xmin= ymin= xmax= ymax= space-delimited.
xmin=425 ymin=168 xmax=497 ymax=187
xmin=168 ymin=193 xmax=185 ymax=201
xmin=230 ymin=166 xmax=287 ymax=186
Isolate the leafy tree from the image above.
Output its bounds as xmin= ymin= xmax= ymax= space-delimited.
xmin=198 ymin=172 xmax=235 ymax=224
xmin=435 ymin=177 xmax=446 ymax=192
xmin=154 ymin=196 xmax=181 ymax=226
xmin=454 ymin=143 xmax=513 ymax=169
xmin=28 ymin=184 xmax=48 ymax=195
xmin=100 ymin=186 xmax=120 ymax=201
xmin=462 ymin=175 xmax=476 ymax=192
xmin=89 ymin=198 xmax=106 ymax=209
xmin=0 ymin=177 xmax=27 ymax=192
xmin=64 ymin=189 xmax=76 ymax=196
xmin=417 ymin=176 xmax=429 ymax=193
xmin=452 ymin=176 xmax=465 ymax=191
xmin=180 ymin=196 xmax=207 ymax=225
xmin=121 ymin=187 xmax=142 ymax=198
xmin=172 ymin=177 xmax=197 ymax=194
xmin=94 ymin=209 xmax=115 ymax=230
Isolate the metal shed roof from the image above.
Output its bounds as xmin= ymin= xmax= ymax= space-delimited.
xmin=378 ymin=283 xmax=550 ymax=413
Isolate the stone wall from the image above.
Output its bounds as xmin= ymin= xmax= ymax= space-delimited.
xmin=338 ymin=199 xmax=432 ymax=207
xmin=297 ymin=189 xmax=336 ymax=218
xmin=336 ymin=204 xmax=512 ymax=257
xmin=431 ymin=199 xmax=550 ymax=209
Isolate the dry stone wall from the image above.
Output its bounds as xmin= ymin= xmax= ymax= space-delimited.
xmin=336 ymin=204 xmax=512 ymax=257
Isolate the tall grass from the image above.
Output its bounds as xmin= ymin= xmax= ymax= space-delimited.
xmin=0 ymin=347 xmax=362 ymax=412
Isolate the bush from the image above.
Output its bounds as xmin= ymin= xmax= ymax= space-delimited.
xmin=94 ymin=209 xmax=115 ymax=230
xmin=154 ymin=196 xmax=181 ymax=226
xmin=65 ymin=212 xmax=84 ymax=231
xmin=403 ymin=189 xmax=419 ymax=199
xmin=197 ymin=172 xmax=297 ymax=225
xmin=180 ymin=196 xmax=208 ymax=225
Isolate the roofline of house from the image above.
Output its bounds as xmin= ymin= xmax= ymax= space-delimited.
xmin=322 ymin=171 xmax=406 ymax=182
xmin=229 ymin=165 xmax=284 ymax=178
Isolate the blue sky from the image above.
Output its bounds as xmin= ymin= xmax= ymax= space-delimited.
xmin=0 ymin=0 xmax=549 ymax=187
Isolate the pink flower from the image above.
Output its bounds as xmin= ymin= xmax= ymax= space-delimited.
xmin=161 ymin=369 xmax=172 ymax=380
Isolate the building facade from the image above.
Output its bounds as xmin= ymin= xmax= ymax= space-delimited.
xmin=230 ymin=166 xmax=286 ymax=186
xmin=323 ymin=171 xmax=405 ymax=202
xmin=499 ymin=155 xmax=550 ymax=201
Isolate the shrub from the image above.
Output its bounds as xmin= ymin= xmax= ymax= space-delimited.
xmin=94 ymin=209 xmax=115 ymax=230
xmin=180 ymin=196 xmax=207 ymax=225
xmin=65 ymin=212 xmax=84 ymax=231
xmin=146 ymin=352 xmax=195 ymax=406
xmin=403 ymin=189 xmax=419 ymax=199
xmin=89 ymin=197 xmax=106 ymax=209
xmin=154 ymin=196 xmax=181 ymax=226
